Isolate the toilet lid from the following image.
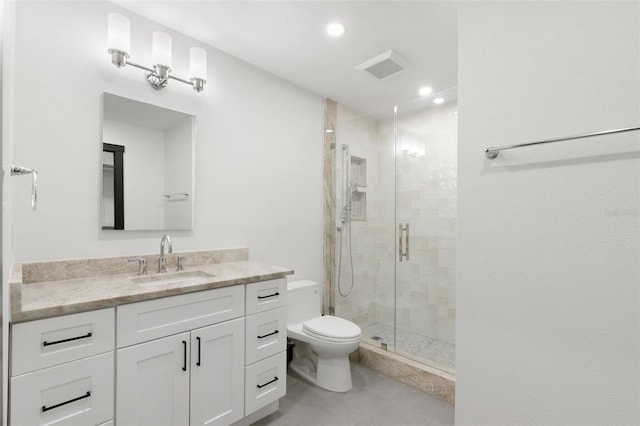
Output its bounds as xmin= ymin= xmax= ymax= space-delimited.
xmin=303 ymin=316 xmax=361 ymax=339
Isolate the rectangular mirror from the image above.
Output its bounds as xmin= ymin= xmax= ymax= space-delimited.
xmin=102 ymin=93 xmax=195 ymax=230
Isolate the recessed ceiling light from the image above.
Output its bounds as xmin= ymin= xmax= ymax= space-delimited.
xmin=327 ymin=22 xmax=345 ymax=37
xmin=433 ymin=97 xmax=445 ymax=105
xmin=419 ymin=87 xmax=433 ymax=96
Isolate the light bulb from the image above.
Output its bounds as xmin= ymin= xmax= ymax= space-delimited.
xmin=152 ymin=31 xmax=172 ymax=68
xmin=107 ymin=13 xmax=130 ymax=54
xmin=327 ymin=22 xmax=345 ymax=37
xmin=419 ymin=87 xmax=433 ymax=96
xmin=189 ymin=47 xmax=207 ymax=81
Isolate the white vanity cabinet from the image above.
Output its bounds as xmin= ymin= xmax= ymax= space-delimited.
xmin=115 ymin=285 xmax=247 ymax=426
xmin=10 ymin=276 xmax=289 ymax=426
xmin=9 ymin=308 xmax=115 ymax=426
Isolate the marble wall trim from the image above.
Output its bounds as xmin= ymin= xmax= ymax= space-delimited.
xmin=323 ymin=98 xmax=338 ymax=314
xmin=21 ymin=248 xmax=249 ymax=284
xmin=357 ymin=342 xmax=455 ymax=404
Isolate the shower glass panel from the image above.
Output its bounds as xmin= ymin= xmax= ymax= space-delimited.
xmin=331 ymin=89 xmax=457 ymax=375
xmin=394 ymin=92 xmax=457 ymax=374
xmin=333 ymin=103 xmax=396 ymax=351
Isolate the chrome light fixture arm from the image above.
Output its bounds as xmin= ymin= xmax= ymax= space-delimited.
xmin=109 ymin=50 xmax=206 ymax=92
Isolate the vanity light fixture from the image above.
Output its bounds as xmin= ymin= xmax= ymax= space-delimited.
xmin=107 ymin=13 xmax=207 ymax=92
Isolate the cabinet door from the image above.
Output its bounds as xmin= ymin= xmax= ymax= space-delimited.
xmin=190 ymin=318 xmax=244 ymax=426
xmin=116 ymin=332 xmax=190 ymax=426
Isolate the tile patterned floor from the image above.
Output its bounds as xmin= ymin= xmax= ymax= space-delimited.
xmin=252 ymin=362 xmax=454 ymax=426
xmin=360 ymin=322 xmax=455 ymax=374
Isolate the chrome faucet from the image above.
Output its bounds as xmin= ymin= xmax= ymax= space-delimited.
xmin=158 ymin=234 xmax=173 ymax=273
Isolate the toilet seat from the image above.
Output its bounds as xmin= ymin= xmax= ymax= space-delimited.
xmin=302 ymin=316 xmax=361 ymax=342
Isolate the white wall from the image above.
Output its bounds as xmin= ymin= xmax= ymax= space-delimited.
xmin=10 ymin=1 xmax=323 ymax=282
xmin=457 ymin=2 xmax=639 ymax=425
xmin=1 ymin=1 xmax=15 ymax=422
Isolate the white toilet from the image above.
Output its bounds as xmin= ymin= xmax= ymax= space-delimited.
xmin=287 ymin=280 xmax=361 ymax=392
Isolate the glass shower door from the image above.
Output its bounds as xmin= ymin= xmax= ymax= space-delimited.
xmin=394 ymin=93 xmax=457 ymax=374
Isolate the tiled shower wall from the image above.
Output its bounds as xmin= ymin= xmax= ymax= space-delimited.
xmin=334 ymin=104 xmax=394 ymax=327
xmin=331 ymin=100 xmax=457 ymax=351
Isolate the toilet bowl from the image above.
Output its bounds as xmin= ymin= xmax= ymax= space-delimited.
xmin=287 ymin=280 xmax=361 ymax=392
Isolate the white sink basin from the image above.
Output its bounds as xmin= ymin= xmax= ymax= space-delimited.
xmin=131 ymin=270 xmax=215 ymax=287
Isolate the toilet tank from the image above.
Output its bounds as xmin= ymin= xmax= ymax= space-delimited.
xmin=287 ymin=280 xmax=322 ymax=325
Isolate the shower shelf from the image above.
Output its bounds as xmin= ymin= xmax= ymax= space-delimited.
xmin=352 ymin=191 xmax=366 ymax=221
xmin=350 ymin=156 xmax=366 ymax=187
xmin=350 ymin=156 xmax=366 ymax=221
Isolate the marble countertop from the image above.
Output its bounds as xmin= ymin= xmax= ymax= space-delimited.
xmin=12 ymin=261 xmax=294 ymax=323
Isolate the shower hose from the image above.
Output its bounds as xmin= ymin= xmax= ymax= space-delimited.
xmin=337 ymin=221 xmax=354 ymax=297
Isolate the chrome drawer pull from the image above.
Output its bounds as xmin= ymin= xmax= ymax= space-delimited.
xmin=257 ymin=292 xmax=279 ymax=300
xmin=41 ymin=391 xmax=91 ymax=412
xmin=43 ymin=332 xmax=92 ymax=347
xmin=257 ymin=377 xmax=278 ymax=389
xmin=257 ymin=330 xmax=279 ymax=339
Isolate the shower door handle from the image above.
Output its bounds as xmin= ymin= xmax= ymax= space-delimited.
xmin=398 ymin=224 xmax=403 ymax=262
xmin=399 ymin=224 xmax=409 ymax=262
xmin=405 ymin=223 xmax=410 ymax=261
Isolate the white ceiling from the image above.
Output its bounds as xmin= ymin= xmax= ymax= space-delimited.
xmin=113 ymin=1 xmax=458 ymax=118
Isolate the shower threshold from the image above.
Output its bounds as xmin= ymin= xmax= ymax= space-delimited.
xmin=360 ymin=322 xmax=455 ymax=374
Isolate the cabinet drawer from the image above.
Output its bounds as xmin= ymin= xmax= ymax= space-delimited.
xmin=245 ymin=307 xmax=287 ymax=365
xmin=245 ymin=352 xmax=286 ymax=416
xmin=117 ymin=285 xmax=245 ymax=347
xmin=10 ymin=351 xmax=114 ymax=426
xmin=11 ymin=308 xmax=115 ymax=376
xmin=245 ymin=279 xmax=287 ymax=315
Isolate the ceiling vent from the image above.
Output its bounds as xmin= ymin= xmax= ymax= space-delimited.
xmin=356 ymin=50 xmax=410 ymax=80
